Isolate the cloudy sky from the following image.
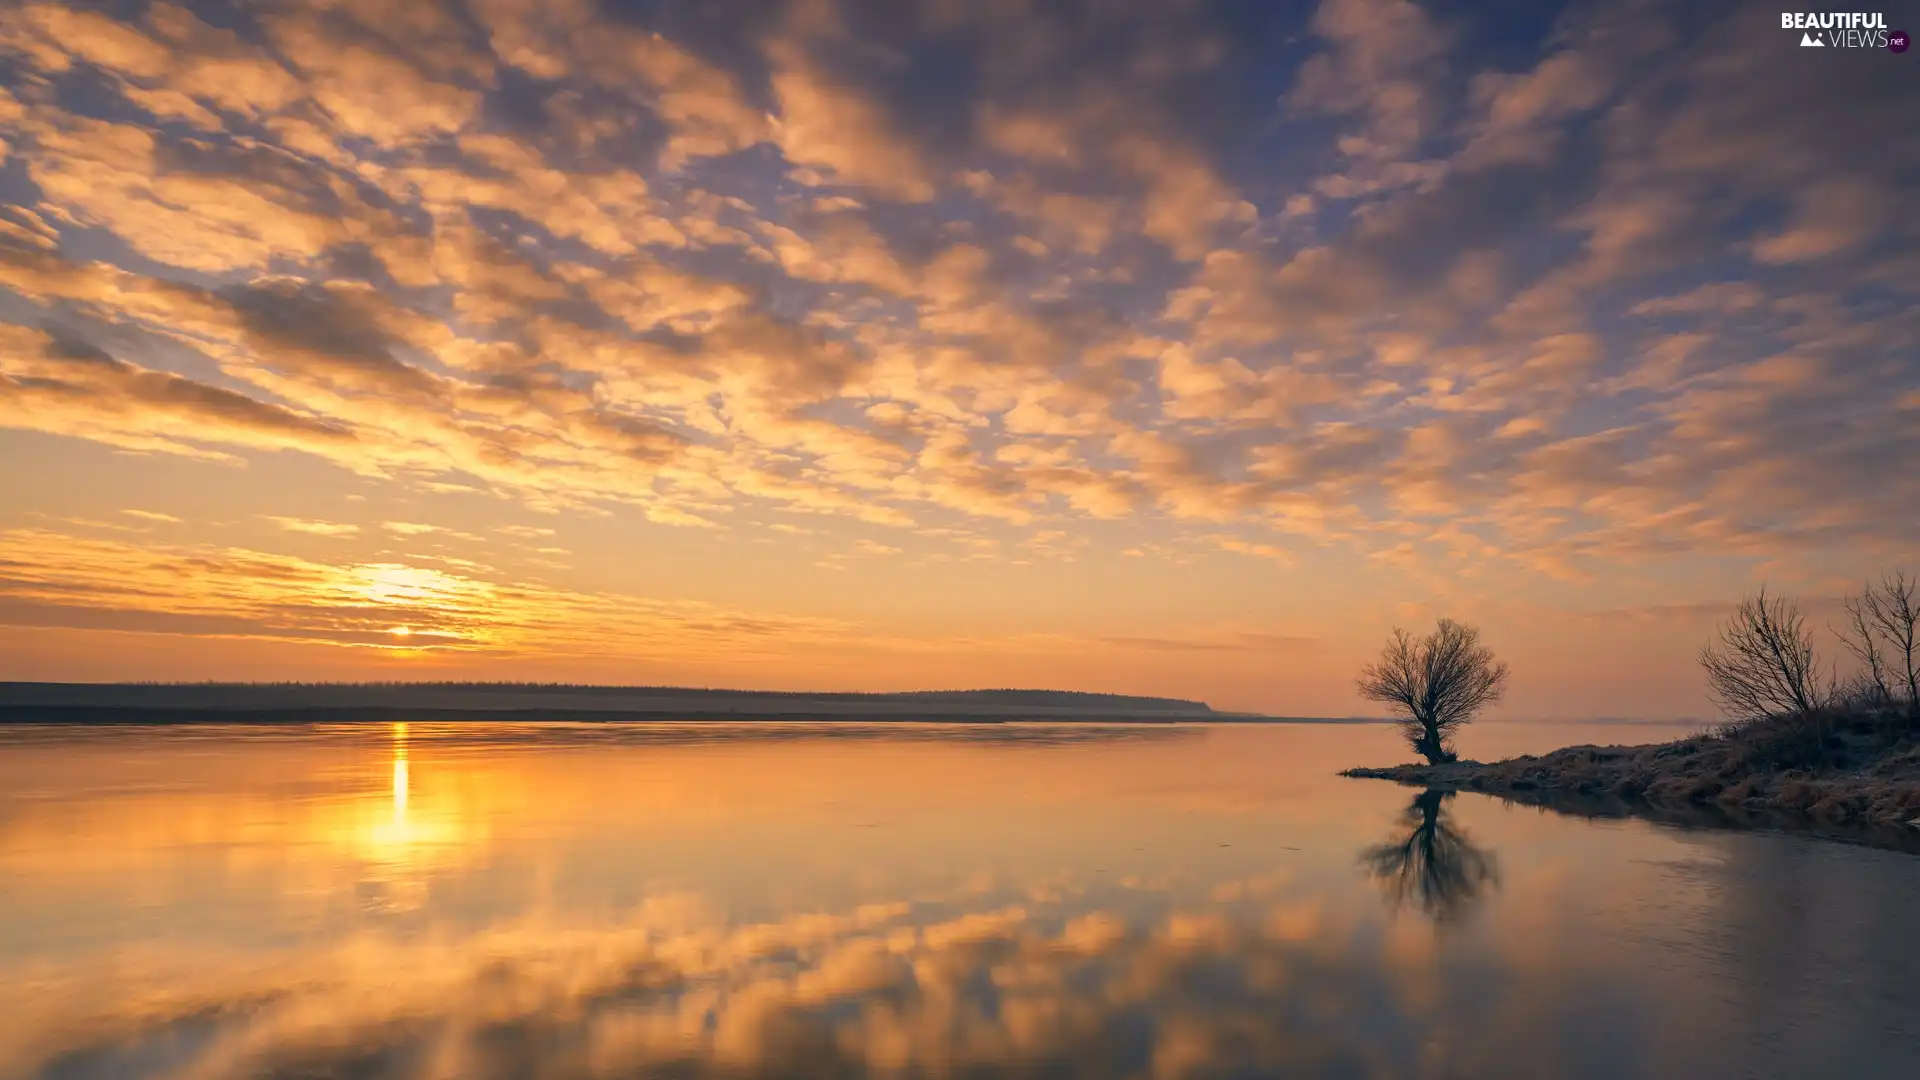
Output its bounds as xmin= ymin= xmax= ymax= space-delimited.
xmin=0 ymin=0 xmax=1914 ymax=716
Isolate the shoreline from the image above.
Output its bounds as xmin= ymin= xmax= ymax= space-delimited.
xmin=1469 ymin=783 xmax=1920 ymax=854
xmin=1342 ymin=720 xmax=1920 ymax=831
xmin=0 ymin=707 xmax=1217 ymax=725
xmin=0 ymin=707 xmax=1370 ymax=725
xmin=0 ymin=682 xmax=1378 ymax=725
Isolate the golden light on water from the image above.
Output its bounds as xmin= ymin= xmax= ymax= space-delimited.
xmin=392 ymin=722 xmax=409 ymax=818
xmin=368 ymin=721 xmax=450 ymax=866
xmin=1 ymin=723 xmax=1908 ymax=1079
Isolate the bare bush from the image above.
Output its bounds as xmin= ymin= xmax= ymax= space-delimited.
xmin=1700 ymin=587 xmax=1827 ymax=725
xmin=1357 ymin=619 xmax=1509 ymax=765
xmin=1835 ymin=571 xmax=1919 ymax=721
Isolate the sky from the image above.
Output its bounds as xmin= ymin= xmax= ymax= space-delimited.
xmin=0 ymin=0 xmax=1915 ymax=718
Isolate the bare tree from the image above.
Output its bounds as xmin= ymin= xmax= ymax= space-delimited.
xmin=1839 ymin=589 xmax=1894 ymax=710
xmin=1700 ymin=587 xmax=1826 ymax=724
xmin=1357 ymin=618 xmax=1509 ymax=765
xmin=1836 ymin=571 xmax=1919 ymax=719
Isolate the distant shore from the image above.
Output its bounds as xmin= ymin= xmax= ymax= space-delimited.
xmin=1344 ymin=712 xmax=1920 ymax=829
xmin=0 ymin=682 xmax=1363 ymax=725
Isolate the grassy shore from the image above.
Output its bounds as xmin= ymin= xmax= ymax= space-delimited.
xmin=1344 ymin=710 xmax=1920 ymax=829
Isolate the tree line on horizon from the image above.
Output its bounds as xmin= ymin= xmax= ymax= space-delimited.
xmin=37 ymin=681 xmax=1205 ymax=706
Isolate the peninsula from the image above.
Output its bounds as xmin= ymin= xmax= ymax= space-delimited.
xmin=1343 ymin=578 xmax=1920 ymax=832
xmin=1344 ymin=709 xmax=1920 ymax=829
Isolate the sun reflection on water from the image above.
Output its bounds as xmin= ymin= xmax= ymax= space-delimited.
xmin=392 ymin=721 xmax=409 ymax=817
xmin=362 ymin=723 xmax=459 ymax=901
xmin=367 ymin=722 xmax=415 ymax=850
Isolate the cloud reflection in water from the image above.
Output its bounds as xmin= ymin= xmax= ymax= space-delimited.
xmin=4 ymin=722 xmax=1919 ymax=1080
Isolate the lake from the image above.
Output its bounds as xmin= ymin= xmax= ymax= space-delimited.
xmin=2 ymin=721 xmax=1917 ymax=1079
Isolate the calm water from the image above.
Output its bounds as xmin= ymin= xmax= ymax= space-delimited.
xmin=2 ymin=721 xmax=1918 ymax=1080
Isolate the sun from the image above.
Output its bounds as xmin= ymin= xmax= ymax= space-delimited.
xmin=388 ymin=626 xmax=412 ymax=638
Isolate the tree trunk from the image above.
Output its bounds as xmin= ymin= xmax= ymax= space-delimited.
xmin=1416 ymin=721 xmax=1455 ymax=765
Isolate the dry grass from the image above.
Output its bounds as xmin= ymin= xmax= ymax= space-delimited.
xmin=1343 ymin=708 xmax=1920 ymax=829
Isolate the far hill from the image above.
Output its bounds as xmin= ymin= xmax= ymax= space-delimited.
xmin=0 ymin=682 xmax=1252 ymax=725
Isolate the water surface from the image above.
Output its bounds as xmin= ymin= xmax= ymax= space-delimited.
xmin=2 ymin=721 xmax=1916 ymax=1079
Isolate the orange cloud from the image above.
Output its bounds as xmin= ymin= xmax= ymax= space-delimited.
xmin=0 ymin=0 xmax=1913 ymax=706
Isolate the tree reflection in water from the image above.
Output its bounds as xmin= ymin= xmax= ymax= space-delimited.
xmin=1361 ymin=788 xmax=1500 ymax=922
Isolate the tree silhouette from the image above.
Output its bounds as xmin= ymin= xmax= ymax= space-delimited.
xmin=1700 ymin=587 xmax=1826 ymax=723
xmin=1357 ymin=619 xmax=1509 ymax=764
xmin=1360 ymin=789 xmax=1499 ymax=923
xmin=1836 ymin=571 xmax=1920 ymax=722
